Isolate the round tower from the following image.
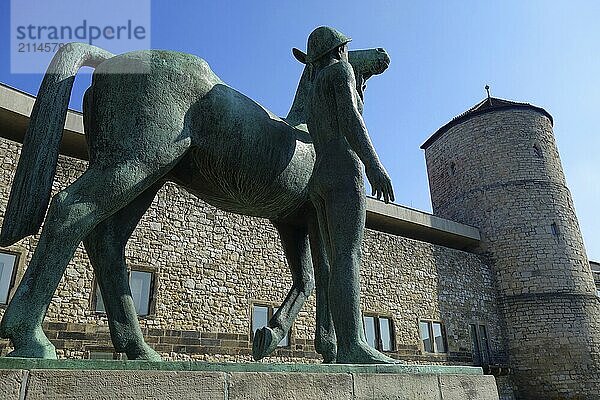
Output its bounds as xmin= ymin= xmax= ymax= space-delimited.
xmin=421 ymin=97 xmax=600 ymax=398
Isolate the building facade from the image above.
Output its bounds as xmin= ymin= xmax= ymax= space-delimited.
xmin=0 ymin=84 xmax=598 ymax=398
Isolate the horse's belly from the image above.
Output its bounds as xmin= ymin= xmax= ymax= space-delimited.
xmin=172 ymin=142 xmax=314 ymax=220
xmin=185 ymin=174 xmax=309 ymax=219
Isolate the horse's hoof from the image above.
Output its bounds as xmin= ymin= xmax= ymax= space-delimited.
xmin=138 ymin=348 xmax=162 ymax=361
xmin=252 ymin=326 xmax=280 ymax=361
xmin=7 ymin=342 xmax=57 ymax=359
xmin=126 ymin=343 xmax=162 ymax=361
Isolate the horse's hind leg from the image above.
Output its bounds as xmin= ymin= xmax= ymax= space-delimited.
xmin=0 ymin=161 xmax=171 ymax=358
xmin=83 ymin=181 xmax=164 ymax=361
xmin=252 ymin=220 xmax=315 ymax=360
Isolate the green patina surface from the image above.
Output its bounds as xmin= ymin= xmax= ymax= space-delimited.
xmin=0 ymin=357 xmax=483 ymax=375
xmin=0 ymin=38 xmax=395 ymax=365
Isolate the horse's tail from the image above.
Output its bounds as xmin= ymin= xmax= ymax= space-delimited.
xmin=0 ymin=43 xmax=114 ymax=246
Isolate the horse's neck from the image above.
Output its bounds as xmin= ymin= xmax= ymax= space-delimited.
xmin=285 ymin=65 xmax=311 ymax=127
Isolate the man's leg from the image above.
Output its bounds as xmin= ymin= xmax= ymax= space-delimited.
xmin=317 ymin=187 xmax=397 ymax=364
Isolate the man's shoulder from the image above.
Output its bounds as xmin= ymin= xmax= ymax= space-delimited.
xmin=319 ymin=60 xmax=355 ymax=82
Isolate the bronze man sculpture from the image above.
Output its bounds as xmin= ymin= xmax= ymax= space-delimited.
xmin=293 ymin=26 xmax=396 ymax=363
xmin=0 ymin=38 xmax=393 ymax=363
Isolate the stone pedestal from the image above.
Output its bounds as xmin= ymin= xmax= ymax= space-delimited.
xmin=0 ymin=358 xmax=498 ymax=400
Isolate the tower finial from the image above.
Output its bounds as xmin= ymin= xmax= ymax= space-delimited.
xmin=485 ymin=84 xmax=492 ymax=105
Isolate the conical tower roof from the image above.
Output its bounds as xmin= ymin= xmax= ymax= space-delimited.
xmin=421 ymin=97 xmax=553 ymax=150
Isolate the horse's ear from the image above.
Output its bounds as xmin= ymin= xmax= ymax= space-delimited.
xmin=292 ymin=48 xmax=307 ymax=64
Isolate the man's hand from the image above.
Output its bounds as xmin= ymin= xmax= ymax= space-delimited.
xmin=366 ymin=164 xmax=395 ymax=203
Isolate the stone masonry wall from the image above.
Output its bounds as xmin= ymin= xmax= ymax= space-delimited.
xmin=425 ymin=109 xmax=595 ymax=297
xmin=0 ymin=137 xmax=505 ymax=370
xmin=592 ymin=261 xmax=600 ymax=293
xmin=424 ymin=107 xmax=600 ymax=398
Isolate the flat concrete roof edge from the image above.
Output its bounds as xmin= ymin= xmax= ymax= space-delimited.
xmin=365 ymin=198 xmax=481 ymax=251
xmin=366 ymin=198 xmax=480 ymax=239
xmin=0 ymin=83 xmax=84 ymax=130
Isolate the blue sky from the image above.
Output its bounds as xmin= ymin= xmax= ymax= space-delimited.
xmin=1 ymin=1 xmax=598 ymax=260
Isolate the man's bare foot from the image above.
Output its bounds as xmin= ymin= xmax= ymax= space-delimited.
xmin=336 ymin=342 xmax=401 ymax=364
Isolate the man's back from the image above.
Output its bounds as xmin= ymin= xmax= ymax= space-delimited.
xmin=307 ymin=60 xmax=363 ymax=154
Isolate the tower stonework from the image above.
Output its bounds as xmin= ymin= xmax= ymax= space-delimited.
xmin=422 ymin=98 xmax=600 ymax=398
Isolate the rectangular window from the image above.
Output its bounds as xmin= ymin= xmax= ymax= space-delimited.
xmin=130 ymin=270 xmax=153 ymax=316
xmin=432 ymin=322 xmax=446 ymax=353
xmin=470 ymin=323 xmax=491 ymax=366
xmin=379 ymin=317 xmax=393 ymax=352
xmin=419 ymin=321 xmax=433 ymax=353
xmin=252 ymin=304 xmax=269 ymax=335
xmin=94 ymin=283 xmax=106 ymax=313
xmin=364 ymin=315 xmax=376 ymax=349
xmin=469 ymin=324 xmax=481 ymax=364
xmin=0 ymin=251 xmax=18 ymax=305
xmin=479 ymin=325 xmax=490 ymax=360
xmin=419 ymin=320 xmax=447 ymax=354
xmin=363 ymin=314 xmax=394 ymax=352
xmin=251 ymin=304 xmax=289 ymax=348
xmin=93 ymin=269 xmax=154 ymax=316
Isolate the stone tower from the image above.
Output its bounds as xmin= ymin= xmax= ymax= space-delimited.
xmin=421 ymin=97 xmax=600 ymax=398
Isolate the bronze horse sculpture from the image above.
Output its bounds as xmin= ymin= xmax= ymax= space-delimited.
xmin=0 ymin=42 xmax=390 ymax=362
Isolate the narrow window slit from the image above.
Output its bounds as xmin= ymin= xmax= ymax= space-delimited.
xmin=449 ymin=162 xmax=456 ymax=175
xmin=551 ymin=222 xmax=559 ymax=236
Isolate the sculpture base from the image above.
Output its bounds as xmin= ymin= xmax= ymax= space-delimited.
xmin=0 ymin=358 xmax=499 ymax=399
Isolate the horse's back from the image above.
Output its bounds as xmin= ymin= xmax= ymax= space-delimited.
xmin=85 ymin=49 xmax=313 ymax=219
xmin=85 ymin=50 xmax=220 ymax=163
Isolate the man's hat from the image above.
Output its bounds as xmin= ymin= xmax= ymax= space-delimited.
xmin=293 ymin=26 xmax=352 ymax=64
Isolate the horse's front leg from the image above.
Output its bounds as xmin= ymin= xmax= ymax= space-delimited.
xmin=252 ymin=219 xmax=315 ymax=360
